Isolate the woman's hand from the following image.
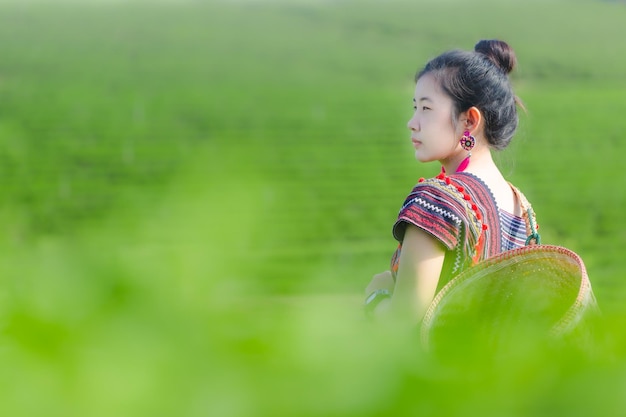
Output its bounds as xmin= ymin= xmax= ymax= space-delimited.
xmin=364 ymin=270 xmax=395 ymax=318
xmin=365 ymin=270 xmax=394 ymax=297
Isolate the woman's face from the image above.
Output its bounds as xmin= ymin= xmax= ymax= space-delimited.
xmin=407 ymin=73 xmax=463 ymax=164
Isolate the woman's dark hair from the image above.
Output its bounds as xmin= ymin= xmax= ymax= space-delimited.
xmin=416 ymin=39 xmax=521 ymax=150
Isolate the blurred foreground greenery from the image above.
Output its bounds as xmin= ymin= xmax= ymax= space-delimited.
xmin=1 ymin=0 xmax=626 ymax=415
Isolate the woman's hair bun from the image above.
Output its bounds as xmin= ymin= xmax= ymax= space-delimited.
xmin=474 ymin=39 xmax=517 ymax=75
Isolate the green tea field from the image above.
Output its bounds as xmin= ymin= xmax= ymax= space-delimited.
xmin=1 ymin=0 xmax=626 ymax=415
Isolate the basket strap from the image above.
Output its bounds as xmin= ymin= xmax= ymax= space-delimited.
xmin=508 ymin=183 xmax=541 ymax=245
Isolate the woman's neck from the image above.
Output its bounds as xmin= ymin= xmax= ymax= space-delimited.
xmin=441 ymin=148 xmax=496 ymax=176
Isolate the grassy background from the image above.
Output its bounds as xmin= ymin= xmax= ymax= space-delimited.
xmin=1 ymin=0 xmax=626 ymax=415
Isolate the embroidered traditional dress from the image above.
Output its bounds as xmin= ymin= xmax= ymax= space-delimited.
xmin=390 ymin=172 xmax=529 ymax=292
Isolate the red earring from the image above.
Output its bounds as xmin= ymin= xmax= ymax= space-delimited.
xmin=455 ymin=131 xmax=475 ymax=172
xmin=460 ymin=131 xmax=475 ymax=151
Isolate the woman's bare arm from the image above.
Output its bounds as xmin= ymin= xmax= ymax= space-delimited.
xmin=393 ymin=225 xmax=446 ymax=322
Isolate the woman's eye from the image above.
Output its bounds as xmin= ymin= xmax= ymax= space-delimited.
xmin=422 ymin=106 xmax=430 ymax=111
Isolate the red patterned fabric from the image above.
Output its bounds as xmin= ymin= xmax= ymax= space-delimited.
xmin=390 ymin=172 xmax=529 ymax=288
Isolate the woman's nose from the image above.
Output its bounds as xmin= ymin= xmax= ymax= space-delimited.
xmin=407 ymin=113 xmax=419 ymax=131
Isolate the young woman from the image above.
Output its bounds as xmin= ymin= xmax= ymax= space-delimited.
xmin=365 ymin=40 xmax=534 ymax=323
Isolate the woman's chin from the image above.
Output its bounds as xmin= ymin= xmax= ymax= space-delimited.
xmin=414 ymin=152 xmax=432 ymax=163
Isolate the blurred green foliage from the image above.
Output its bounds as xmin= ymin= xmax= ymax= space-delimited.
xmin=0 ymin=0 xmax=626 ymax=415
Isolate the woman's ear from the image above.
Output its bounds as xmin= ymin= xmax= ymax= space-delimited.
xmin=465 ymin=106 xmax=482 ymax=131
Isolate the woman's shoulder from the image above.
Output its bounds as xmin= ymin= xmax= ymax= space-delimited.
xmin=397 ymin=172 xmax=490 ymax=223
xmin=418 ymin=171 xmax=495 ymax=207
xmin=393 ymin=172 xmax=495 ymax=249
xmin=400 ymin=174 xmax=467 ymax=209
xmin=448 ymin=171 xmax=522 ymax=216
xmin=394 ymin=176 xmax=468 ymax=248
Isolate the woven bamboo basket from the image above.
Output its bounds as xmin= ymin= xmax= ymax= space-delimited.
xmin=420 ymin=245 xmax=598 ymax=352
